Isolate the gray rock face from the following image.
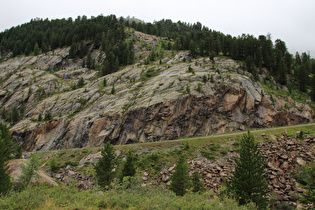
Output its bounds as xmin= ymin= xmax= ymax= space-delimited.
xmin=0 ymin=49 xmax=312 ymax=151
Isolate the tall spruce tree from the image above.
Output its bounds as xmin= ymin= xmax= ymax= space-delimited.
xmin=230 ymin=131 xmax=268 ymax=209
xmin=0 ymin=138 xmax=12 ymax=196
xmin=299 ymin=64 xmax=308 ymax=92
xmin=121 ymin=150 xmax=136 ymax=180
xmin=192 ymin=171 xmax=204 ymax=193
xmin=311 ymin=61 xmax=315 ymax=101
xmin=0 ymin=123 xmax=13 ymax=160
xmin=296 ymin=161 xmax=315 ymax=205
xmin=311 ymin=74 xmax=315 ymax=101
xmin=11 ymin=106 xmax=19 ymax=124
xmin=94 ymin=141 xmax=116 ymax=188
xmin=169 ymin=155 xmax=191 ymax=196
xmin=86 ymin=52 xmax=92 ymax=70
xmin=277 ymin=58 xmax=287 ymax=85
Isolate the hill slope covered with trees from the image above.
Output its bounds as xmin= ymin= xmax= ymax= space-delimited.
xmin=1 ymin=15 xmax=314 ymax=97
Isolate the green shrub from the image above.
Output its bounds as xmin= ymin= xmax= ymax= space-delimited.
xmin=187 ymin=66 xmax=195 ymax=74
xmin=49 ymin=157 xmax=60 ymax=173
xmin=63 ymin=160 xmax=78 ymax=167
xmin=77 ymin=78 xmax=85 ymax=88
xmin=209 ymin=143 xmax=220 ymax=151
xmin=296 ymin=130 xmax=310 ymax=140
xmin=44 ymin=112 xmax=52 ymax=121
xmin=186 ymin=84 xmax=190 ymax=94
xmin=233 ymin=141 xmax=240 ymax=147
xmin=196 ymin=83 xmax=202 ymax=93
xmin=82 ymin=148 xmax=88 ymax=154
xmin=203 ymin=75 xmax=207 ymax=83
xmin=141 ymin=68 xmax=159 ymax=80
xmin=58 ymin=151 xmax=66 ymax=157
xmin=150 ymin=151 xmax=160 ymax=162
xmin=220 ymin=149 xmax=228 ymax=155
xmin=201 ymin=149 xmax=216 ymax=160
xmin=210 ymin=74 xmax=215 ymax=83
xmin=182 ymin=141 xmax=190 ymax=150
xmin=111 ymin=84 xmax=115 ymax=94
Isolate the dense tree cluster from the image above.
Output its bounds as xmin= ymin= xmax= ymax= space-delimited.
xmin=0 ymin=15 xmax=134 ymax=76
xmin=1 ymin=16 xmax=314 ymax=97
xmin=131 ymin=19 xmax=314 ymax=95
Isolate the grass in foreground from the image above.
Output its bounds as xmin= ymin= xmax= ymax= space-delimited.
xmin=0 ymin=182 xmax=255 ymax=210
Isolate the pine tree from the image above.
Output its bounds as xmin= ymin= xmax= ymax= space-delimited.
xmin=111 ymin=84 xmax=115 ymax=95
xmin=34 ymin=43 xmax=40 ymax=56
xmin=1 ymin=107 xmax=6 ymax=120
xmin=311 ymin=61 xmax=315 ymax=101
xmin=192 ymin=171 xmax=204 ymax=193
xmin=15 ymin=145 xmax=23 ymax=159
xmin=114 ymin=57 xmax=119 ymax=71
xmin=0 ymin=138 xmax=12 ymax=196
xmin=44 ymin=112 xmax=52 ymax=121
xmin=19 ymin=153 xmax=40 ymax=187
xmin=311 ymin=74 xmax=315 ymax=101
xmin=297 ymin=161 xmax=315 ymax=205
xmin=11 ymin=106 xmax=19 ymax=124
xmin=94 ymin=141 xmax=116 ymax=188
xmin=82 ymin=59 xmax=86 ymax=68
xmin=77 ymin=77 xmax=85 ymax=88
xmin=0 ymin=123 xmax=13 ymax=160
xmin=189 ymin=40 xmax=197 ymax=58
xmin=299 ymin=64 xmax=308 ymax=92
xmin=38 ymin=113 xmax=42 ymax=121
xmin=169 ymin=155 xmax=191 ymax=196
xmin=209 ymin=51 xmax=216 ymax=63
xmin=230 ymin=131 xmax=268 ymax=209
xmin=86 ymin=52 xmax=92 ymax=69
xmin=277 ymin=58 xmax=287 ymax=85
xmin=173 ymin=37 xmax=181 ymax=51
xmin=121 ymin=150 xmax=136 ymax=179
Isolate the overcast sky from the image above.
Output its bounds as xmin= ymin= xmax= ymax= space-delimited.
xmin=1 ymin=0 xmax=314 ymax=57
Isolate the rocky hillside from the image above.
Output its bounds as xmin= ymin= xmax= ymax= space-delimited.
xmin=10 ymin=126 xmax=314 ymax=209
xmin=0 ymin=31 xmax=313 ymax=151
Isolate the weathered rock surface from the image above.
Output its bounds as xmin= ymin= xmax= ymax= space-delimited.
xmin=0 ymin=46 xmax=312 ymax=151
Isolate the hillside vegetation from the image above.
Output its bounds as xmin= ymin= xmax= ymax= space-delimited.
xmin=0 ymin=14 xmax=315 ymax=209
xmin=1 ymin=124 xmax=314 ymax=209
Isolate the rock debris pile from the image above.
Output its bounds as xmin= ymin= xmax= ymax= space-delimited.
xmin=48 ymin=165 xmax=94 ymax=190
xmin=158 ymin=133 xmax=314 ymax=206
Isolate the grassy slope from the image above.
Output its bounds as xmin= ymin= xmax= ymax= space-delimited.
xmin=1 ymin=124 xmax=314 ymax=209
